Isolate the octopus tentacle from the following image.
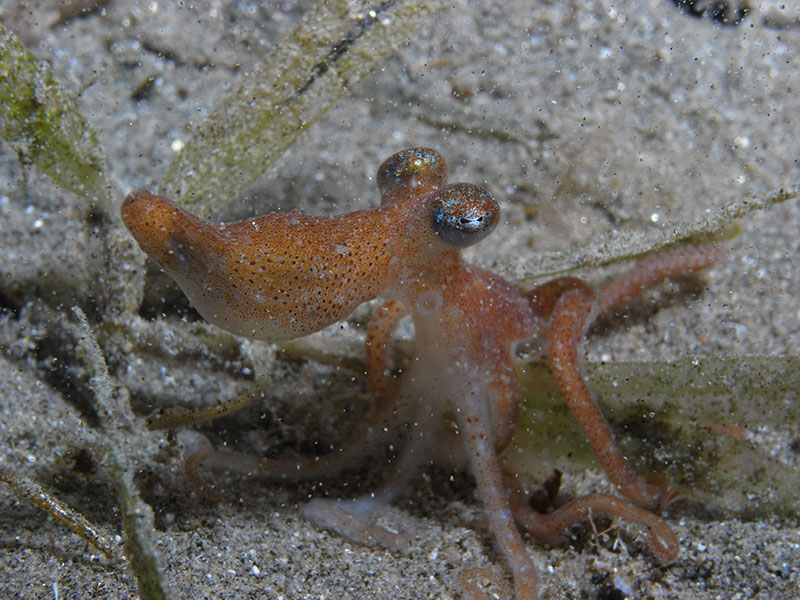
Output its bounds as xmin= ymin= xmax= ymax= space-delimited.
xmin=596 ymin=244 xmax=723 ymax=316
xmin=548 ymin=286 xmax=665 ymax=510
xmin=457 ymin=379 xmax=540 ymax=600
xmin=504 ymin=471 xmax=679 ymax=563
xmin=365 ymin=300 xmax=410 ymax=411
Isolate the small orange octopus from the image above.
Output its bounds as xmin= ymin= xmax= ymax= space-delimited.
xmin=122 ymin=148 xmax=722 ymax=599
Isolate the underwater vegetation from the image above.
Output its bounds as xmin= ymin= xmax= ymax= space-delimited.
xmin=1 ymin=1 xmax=798 ymax=598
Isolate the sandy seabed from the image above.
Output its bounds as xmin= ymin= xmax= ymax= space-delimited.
xmin=1 ymin=1 xmax=798 ymax=598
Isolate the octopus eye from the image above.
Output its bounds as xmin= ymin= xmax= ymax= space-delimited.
xmin=377 ymin=148 xmax=448 ymax=198
xmin=431 ymin=184 xmax=499 ymax=247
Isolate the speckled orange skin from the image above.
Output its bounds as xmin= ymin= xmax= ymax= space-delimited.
xmin=122 ymin=150 xmax=537 ymax=445
xmin=121 ymin=194 xmax=402 ymax=340
xmin=122 ymin=149 xmax=721 ymax=600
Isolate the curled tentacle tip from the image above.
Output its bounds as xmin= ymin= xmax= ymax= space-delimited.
xmin=644 ymin=518 xmax=681 ymax=564
xmin=651 ymin=534 xmax=681 ymax=565
xmin=179 ymin=430 xmax=222 ymax=502
xmin=177 ymin=429 xmax=214 ymax=456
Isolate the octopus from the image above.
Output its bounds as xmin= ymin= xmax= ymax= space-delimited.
xmin=121 ymin=148 xmax=722 ymax=599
